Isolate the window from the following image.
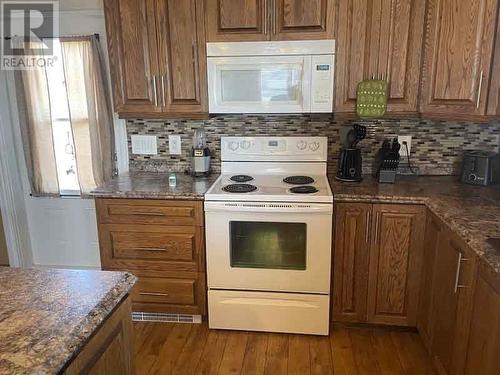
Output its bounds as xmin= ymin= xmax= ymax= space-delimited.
xmin=17 ymin=35 xmax=114 ymax=196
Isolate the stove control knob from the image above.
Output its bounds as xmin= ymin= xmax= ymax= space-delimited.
xmin=240 ymin=140 xmax=251 ymax=150
xmin=228 ymin=141 xmax=239 ymax=151
xmin=296 ymin=140 xmax=307 ymax=150
xmin=309 ymin=142 xmax=320 ymax=151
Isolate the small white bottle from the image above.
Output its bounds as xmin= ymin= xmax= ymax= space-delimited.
xmin=168 ymin=173 xmax=177 ymax=187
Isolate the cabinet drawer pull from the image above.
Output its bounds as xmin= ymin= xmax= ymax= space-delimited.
xmin=133 ymin=247 xmax=166 ymax=252
xmin=139 ymin=292 xmax=169 ymax=297
xmin=131 ymin=211 xmax=166 ymax=217
xmin=365 ymin=211 xmax=371 ymax=243
xmin=454 ymin=252 xmax=468 ymax=293
xmin=476 ymin=70 xmax=484 ymax=109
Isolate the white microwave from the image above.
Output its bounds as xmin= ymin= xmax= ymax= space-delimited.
xmin=207 ymin=40 xmax=335 ymax=114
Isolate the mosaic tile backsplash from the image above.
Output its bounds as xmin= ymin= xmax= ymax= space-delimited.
xmin=127 ymin=115 xmax=500 ymax=176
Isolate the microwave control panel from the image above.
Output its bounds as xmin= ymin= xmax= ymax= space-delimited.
xmin=311 ymin=55 xmax=335 ymax=112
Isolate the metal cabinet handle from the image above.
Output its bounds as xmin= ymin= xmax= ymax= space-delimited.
xmin=273 ymin=0 xmax=277 ymax=35
xmin=476 ymin=70 xmax=484 ymax=109
xmin=454 ymin=252 xmax=469 ymax=293
xmin=374 ymin=212 xmax=380 ymax=244
xmin=139 ymin=292 xmax=169 ymax=297
xmin=152 ymin=76 xmax=158 ymax=107
xmin=365 ymin=211 xmax=371 ymax=243
xmin=263 ymin=0 xmax=268 ymax=34
xmin=133 ymin=247 xmax=166 ymax=252
xmin=161 ymin=74 xmax=166 ymax=107
xmin=131 ymin=211 xmax=166 ymax=216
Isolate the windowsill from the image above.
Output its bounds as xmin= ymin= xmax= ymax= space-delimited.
xmin=29 ymin=192 xmax=94 ymax=199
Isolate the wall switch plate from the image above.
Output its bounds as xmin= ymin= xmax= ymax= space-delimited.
xmin=398 ymin=135 xmax=412 ymax=158
xmin=131 ymin=135 xmax=158 ymax=155
xmin=169 ymin=135 xmax=182 ymax=155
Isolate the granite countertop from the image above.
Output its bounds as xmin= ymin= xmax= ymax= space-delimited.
xmin=0 ymin=268 xmax=136 ymax=374
xmin=91 ymin=172 xmax=219 ymax=200
xmin=328 ymin=175 xmax=500 ymax=274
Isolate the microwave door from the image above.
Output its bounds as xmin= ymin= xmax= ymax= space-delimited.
xmin=208 ymin=56 xmax=311 ymax=114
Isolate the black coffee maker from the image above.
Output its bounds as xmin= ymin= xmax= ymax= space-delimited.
xmin=336 ymin=124 xmax=367 ymax=182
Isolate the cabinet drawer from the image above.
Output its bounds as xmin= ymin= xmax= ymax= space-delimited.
xmin=96 ymin=198 xmax=203 ymax=226
xmin=132 ymin=277 xmax=196 ymax=305
xmin=98 ymin=224 xmax=202 ymax=272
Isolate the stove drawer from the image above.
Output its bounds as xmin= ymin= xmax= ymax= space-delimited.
xmin=98 ymin=224 xmax=202 ymax=272
xmin=96 ymin=198 xmax=203 ymax=226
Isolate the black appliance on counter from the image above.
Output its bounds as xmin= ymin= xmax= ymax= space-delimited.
xmin=336 ymin=124 xmax=366 ymax=182
xmin=460 ymin=151 xmax=500 ymax=186
xmin=374 ymin=138 xmax=401 ymax=184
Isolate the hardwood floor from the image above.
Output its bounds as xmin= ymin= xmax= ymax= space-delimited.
xmin=134 ymin=322 xmax=436 ymax=374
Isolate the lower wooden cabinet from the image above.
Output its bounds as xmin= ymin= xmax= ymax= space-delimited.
xmin=96 ymin=198 xmax=206 ymax=316
xmin=417 ymin=212 xmax=443 ymax=350
xmin=464 ymin=263 xmax=500 ymax=374
xmin=64 ymin=296 xmax=135 ymax=374
xmin=430 ymin=227 xmax=477 ymax=375
xmin=333 ymin=202 xmax=426 ymax=326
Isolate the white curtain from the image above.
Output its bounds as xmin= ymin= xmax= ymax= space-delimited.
xmin=18 ymin=35 xmax=115 ymax=196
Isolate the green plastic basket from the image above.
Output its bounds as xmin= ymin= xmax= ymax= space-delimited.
xmin=356 ymin=79 xmax=388 ymax=118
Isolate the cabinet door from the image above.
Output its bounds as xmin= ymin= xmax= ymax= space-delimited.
xmin=487 ymin=13 xmax=500 ymax=116
xmin=333 ymin=203 xmax=372 ymax=323
xmin=464 ymin=264 xmax=500 ymax=375
xmin=335 ymin=0 xmax=373 ymax=112
xmin=417 ymin=212 xmax=442 ymax=350
xmin=367 ymin=204 xmax=426 ymax=326
xmin=273 ymin=0 xmax=335 ymax=40
xmin=156 ymin=0 xmax=208 ymax=115
xmin=420 ymin=0 xmax=499 ymax=117
xmin=104 ymin=0 xmax=161 ymax=115
xmin=431 ymin=231 xmax=477 ymax=375
xmin=376 ymin=0 xmax=426 ymax=113
xmin=205 ymin=0 xmax=269 ymax=41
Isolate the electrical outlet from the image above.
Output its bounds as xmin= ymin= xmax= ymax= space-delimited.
xmin=169 ymin=135 xmax=182 ymax=155
xmin=398 ymin=135 xmax=412 ymax=158
xmin=131 ymin=135 xmax=157 ymax=155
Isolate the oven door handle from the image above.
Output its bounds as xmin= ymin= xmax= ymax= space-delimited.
xmin=204 ymin=202 xmax=333 ymax=214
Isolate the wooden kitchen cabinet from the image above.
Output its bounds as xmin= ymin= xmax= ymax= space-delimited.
xmin=367 ymin=204 xmax=426 ymax=326
xmin=333 ymin=203 xmax=371 ymax=323
xmin=417 ymin=212 xmax=443 ymax=351
xmin=104 ymin=0 xmax=208 ymax=118
xmin=464 ymin=263 xmax=500 ymax=375
xmin=430 ymin=227 xmax=477 ymax=375
xmin=96 ymin=198 xmax=207 ymax=316
xmin=205 ymin=0 xmax=335 ymax=42
xmin=335 ymin=0 xmax=425 ymax=114
xmin=420 ymin=0 xmax=499 ymax=118
xmin=332 ymin=202 xmax=426 ymax=326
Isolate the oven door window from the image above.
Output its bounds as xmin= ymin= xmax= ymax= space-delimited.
xmin=230 ymin=221 xmax=306 ymax=270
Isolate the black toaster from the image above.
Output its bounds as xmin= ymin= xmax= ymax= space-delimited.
xmin=460 ymin=151 xmax=500 ymax=186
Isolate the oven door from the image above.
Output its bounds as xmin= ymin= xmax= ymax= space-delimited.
xmin=205 ymin=201 xmax=332 ymax=294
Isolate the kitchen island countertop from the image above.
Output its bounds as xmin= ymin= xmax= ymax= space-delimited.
xmin=328 ymin=175 xmax=500 ymax=274
xmin=0 ymin=267 xmax=136 ymax=374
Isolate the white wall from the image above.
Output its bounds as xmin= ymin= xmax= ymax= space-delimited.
xmin=3 ymin=4 xmax=128 ymax=268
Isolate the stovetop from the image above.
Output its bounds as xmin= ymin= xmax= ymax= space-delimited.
xmin=205 ymin=173 xmax=333 ymax=203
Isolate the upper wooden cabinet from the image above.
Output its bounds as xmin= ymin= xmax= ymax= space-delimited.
xmin=333 ymin=202 xmax=426 ymax=326
xmin=420 ymin=0 xmax=499 ymax=118
xmin=335 ymin=0 xmax=426 ymax=113
xmin=104 ymin=0 xmax=208 ymax=118
xmin=205 ymin=0 xmax=335 ymax=41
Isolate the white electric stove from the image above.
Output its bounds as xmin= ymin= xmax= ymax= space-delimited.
xmin=205 ymin=137 xmax=333 ymax=336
